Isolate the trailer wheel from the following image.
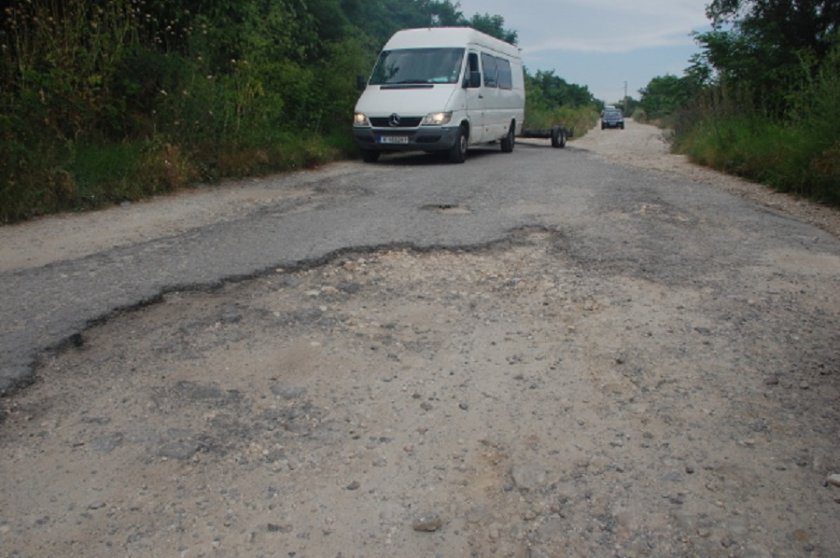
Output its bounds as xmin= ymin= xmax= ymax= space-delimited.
xmin=501 ymin=121 xmax=515 ymax=153
xmin=551 ymin=126 xmax=566 ymax=148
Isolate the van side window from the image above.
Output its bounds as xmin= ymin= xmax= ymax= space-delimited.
xmin=465 ymin=52 xmax=481 ymax=87
xmin=480 ymin=52 xmax=497 ymax=87
xmin=497 ymin=58 xmax=513 ymax=90
xmin=468 ymin=52 xmax=479 ymax=73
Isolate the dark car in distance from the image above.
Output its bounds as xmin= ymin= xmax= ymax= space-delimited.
xmin=601 ymin=108 xmax=624 ymax=130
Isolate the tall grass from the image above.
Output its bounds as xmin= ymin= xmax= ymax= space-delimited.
xmin=0 ymin=0 xmax=365 ymax=223
xmin=674 ymin=41 xmax=840 ymax=205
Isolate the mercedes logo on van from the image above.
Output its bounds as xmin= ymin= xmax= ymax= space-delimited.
xmin=388 ymin=113 xmax=401 ymax=127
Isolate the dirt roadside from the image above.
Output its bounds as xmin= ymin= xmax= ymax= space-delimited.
xmin=1 ymin=121 xmax=839 ymax=558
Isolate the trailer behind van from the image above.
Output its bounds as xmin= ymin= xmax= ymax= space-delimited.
xmin=352 ymin=27 xmax=525 ymax=163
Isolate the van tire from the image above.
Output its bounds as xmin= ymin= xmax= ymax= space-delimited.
xmin=448 ymin=126 xmax=468 ymax=164
xmin=361 ymin=150 xmax=380 ymax=163
xmin=501 ymin=122 xmax=515 ymax=153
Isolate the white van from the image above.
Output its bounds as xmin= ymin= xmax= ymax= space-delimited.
xmin=352 ymin=27 xmax=525 ymax=163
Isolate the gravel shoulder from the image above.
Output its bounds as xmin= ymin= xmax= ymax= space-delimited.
xmin=1 ymin=122 xmax=839 ymax=557
xmin=571 ymin=120 xmax=840 ymax=239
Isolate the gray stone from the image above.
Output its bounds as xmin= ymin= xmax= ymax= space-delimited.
xmin=465 ymin=507 xmax=491 ymax=524
xmin=511 ymin=464 xmax=548 ymax=491
xmin=90 ymin=432 xmax=124 ymax=453
xmin=158 ymin=440 xmax=200 ymax=460
xmin=337 ymin=282 xmax=362 ymax=294
xmin=412 ymin=513 xmax=443 ymax=532
xmin=270 ymin=384 xmax=306 ymax=400
xmin=743 ymin=544 xmax=772 ymax=558
xmin=173 ymin=381 xmax=224 ymax=402
xmin=220 ymin=306 xmax=242 ymax=323
xmin=294 ymin=307 xmax=323 ymax=323
xmin=534 ymin=516 xmax=565 ymax=543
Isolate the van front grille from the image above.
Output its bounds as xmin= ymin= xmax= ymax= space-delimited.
xmin=370 ymin=117 xmax=423 ymax=128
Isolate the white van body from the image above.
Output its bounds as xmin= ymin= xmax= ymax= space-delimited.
xmin=352 ymin=27 xmax=525 ymax=163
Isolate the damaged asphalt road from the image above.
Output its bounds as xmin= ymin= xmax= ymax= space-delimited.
xmin=1 ymin=144 xmax=580 ymax=394
xmin=0 ymin=139 xmax=706 ymax=394
xmin=2 ymin=123 xmax=840 ymax=556
xmin=1 ymin=136 xmax=839 ymax=396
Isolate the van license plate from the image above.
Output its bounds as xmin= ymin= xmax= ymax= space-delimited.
xmin=380 ymin=136 xmax=409 ymax=145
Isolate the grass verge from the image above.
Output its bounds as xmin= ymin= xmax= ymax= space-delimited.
xmin=675 ymin=113 xmax=839 ymax=205
xmin=0 ymin=133 xmax=352 ymax=224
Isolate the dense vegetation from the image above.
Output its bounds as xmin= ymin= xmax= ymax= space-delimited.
xmin=524 ymin=70 xmax=599 ymax=137
xmin=0 ymin=0 xmax=596 ymax=223
xmin=638 ymin=0 xmax=840 ymax=204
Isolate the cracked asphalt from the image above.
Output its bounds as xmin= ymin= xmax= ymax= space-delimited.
xmin=0 ymin=134 xmax=676 ymax=394
xmin=0 ymin=144 xmax=582 ymax=394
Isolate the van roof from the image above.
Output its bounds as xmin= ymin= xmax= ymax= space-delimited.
xmin=383 ymin=27 xmax=521 ymax=58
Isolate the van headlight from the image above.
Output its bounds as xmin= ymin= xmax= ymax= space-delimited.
xmin=421 ymin=111 xmax=453 ymax=126
xmin=353 ymin=112 xmax=371 ymax=127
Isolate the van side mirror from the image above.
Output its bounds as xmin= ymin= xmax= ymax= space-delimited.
xmin=356 ymin=75 xmax=367 ymax=91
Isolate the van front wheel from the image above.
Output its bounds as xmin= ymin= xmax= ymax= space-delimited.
xmin=448 ymin=126 xmax=468 ymax=164
xmin=361 ymin=150 xmax=380 ymax=163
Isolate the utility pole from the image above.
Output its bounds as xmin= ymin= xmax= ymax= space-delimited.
xmin=623 ymin=81 xmax=628 ymax=113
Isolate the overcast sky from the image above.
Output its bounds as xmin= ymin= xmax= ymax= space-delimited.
xmin=455 ymin=0 xmax=712 ymax=103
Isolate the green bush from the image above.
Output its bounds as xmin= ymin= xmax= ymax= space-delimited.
xmin=524 ymin=69 xmax=599 ymax=137
xmin=524 ymin=104 xmax=598 ymax=139
xmin=666 ymin=12 xmax=840 ymax=206
xmin=0 ymin=0 xmax=370 ymax=222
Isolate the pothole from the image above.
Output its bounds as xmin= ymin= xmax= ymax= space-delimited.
xmin=421 ymin=203 xmax=472 ymax=215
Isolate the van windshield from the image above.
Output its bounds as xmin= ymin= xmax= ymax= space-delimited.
xmin=369 ymin=48 xmax=465 ymax=85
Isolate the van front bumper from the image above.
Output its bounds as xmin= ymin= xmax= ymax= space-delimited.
xmin=353 ymin=126 xmax=460 ymax=152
